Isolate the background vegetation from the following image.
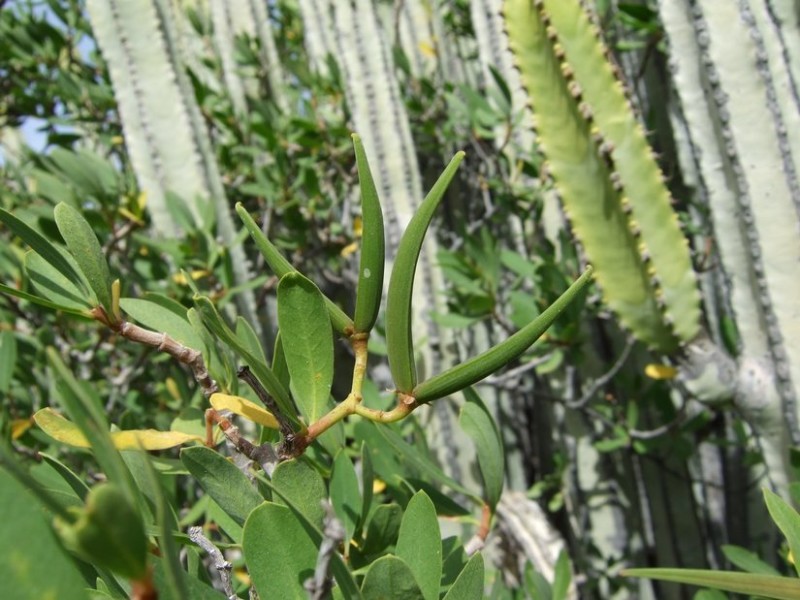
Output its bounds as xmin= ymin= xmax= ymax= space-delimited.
xmin=2 ymin=0 xmax=800 ymax=598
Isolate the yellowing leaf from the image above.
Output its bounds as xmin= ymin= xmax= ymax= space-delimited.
xmin=353 ymin=215 xmax=363 ymax=237
xmin=209 ymin=393 xmax=279 ymax=429
xmin=373 ymin=479 xmax=387 ymax=494
xmin=11 ymin=418 xmax=33 ymax=440
xmin=172 ymin=270 xmax=210 ymax=285
xmin=418 ymin=41 xmax=437 ymax=58
xmin=33 ymin=408 xmax=202 ymax=449
xmin=165 ymin=377 xmax=181 ymax=402
xmin=117 ymin=207 xmax=145 ymax=225
xmin=340 ymin=241 xmax=359 ymax=258
xmin=644 ymin=364 xmax=678 ymax=380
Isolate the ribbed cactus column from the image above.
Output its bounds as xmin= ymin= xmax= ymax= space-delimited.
xmin=210 ymin=0 xmax=287 ymax=115
xmin=85 ymin=0 xmax=262 ymax=335
xmin=658 ymin=0 xmax=800 ymax=488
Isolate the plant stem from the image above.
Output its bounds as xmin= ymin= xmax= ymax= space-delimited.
xmin=301 ymin=334 xmax=416 ymax=447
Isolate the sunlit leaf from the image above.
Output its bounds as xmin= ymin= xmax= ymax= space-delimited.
xmin=243 ymin=502 xmax=318 ymax=600
xmin=25 ymin=251 xmax=94 ymax=311
xmin=0 ymin=207 xmax=87 ymax=293
xmin=361 ymin=555 xmax=423 ymax=600
xmin=209 ymin=393 xmax=279 ymax=429
xmin=396 ymin=491 xmax=442 ymax=600
xmin=54 ymin=202 xmax=113 ymax=312
xmin=442 ymin=552 xmax=484 ymax=600
xmin=34 ymin=408 xmax=203 ymax=450
xmin=0 ymin=282 xmax=92 ymax=318
xmin=119 ymin=296 xmax=203 ymax=350
xmin=180 ymin=446 xmax=264 ymax=530
xmin=460 ymin=387 xmax=504 ymax=509
xmin=277 ymin=272 xmax=334 ymax=423
xmin=764 ymin=488 xmax=800 ymax=577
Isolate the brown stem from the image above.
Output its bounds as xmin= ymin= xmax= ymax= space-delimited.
xmin=236 ymin=366 xmax=295 ymax=438
xmin=131 ymin=565 xmax=157 ymax=600
xmin=94 ymin=308 xmax=218 ymax=397
xmin=464 ymin=502 xmax=493 ymax=556
xmin=205 ymin=409 xmax=278 ymax=475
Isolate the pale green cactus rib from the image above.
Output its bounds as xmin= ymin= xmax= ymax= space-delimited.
xmin=659 ymin=0 xmax=800 ymax=451
xmin=471 ymin=0 xmax=536 ymax=160
xmin=504 ymin=0 xmax=676 ymax=351
xmin=86 ymin=0 xmax=262 ymax=337
xmin=245 ymin=0 xmax=288 ymax=112
xmin=540 ymin=0 xmax=700 ymax=344
xmin=296 ymin=0 xmax=336 ymax=76
xmin=210 ymin=1 xmax=249 ymax=117
xmin=210 ymin=0 xmax=288 ymax=114
xmin=374 ymin=0 xmax=437 ymax=78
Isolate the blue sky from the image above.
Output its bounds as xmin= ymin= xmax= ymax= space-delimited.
xmin=0 ymin=1 xmax=96 ymax=165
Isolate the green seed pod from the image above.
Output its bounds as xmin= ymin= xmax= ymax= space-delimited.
xmin=413 ymin=266 xmax=594 ymax=403
xmin=385 ymin=152 xmax=465 ymax=393
xmin=352 ymin=133 xmax=386 ymax=334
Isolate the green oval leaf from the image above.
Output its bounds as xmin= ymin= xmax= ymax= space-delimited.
xmin=395 ymin=491 xmax=442 ymax=600
xmin=54 ymin=202 xmax=113 ymax=313
xmin=0 ymin=282 xmax=92 ymax=318
xmin=362 ymin=504 xmax=403 ymax=556
xmin=119 ymin=296 xmax=203 ymax=350
xmin=459 ymin=388 xmax=504 ymax=509
xmin=331 ymin=449 xmax=362 ymax=549
xmin=721 ymin=544 xmax=780 ymax=576
xmin=361 ymin=555 xmax=424 ymax=600
xmin=0 ymin=207 xmax=87 ymax=294
xmin=235 ymin=316 xmax=268 ymax=365
xmin=243 ymin=502 xmax=318 ymax=600
xmin=442 ymin=552 xmax=484 ymax=600
xmin=271 ymin=459 xmax=327 ymax=529
xmin=277 ymin=272 xmax=334 ymax=424
xmin=25 ymin=251 xmax=94 ymax=311
xmin=352 ymin=133 xmax=385 ymax=334
xmin=181 ymin=446 xmax=264 ymax=529
xmin=413 ymin=266 xmax=593 ymax=403
xmin=764 ymin=488 xmax=800 ymax=577
xmin=385 ymin=152 xmax=465 ymax=393
xmin=236 ymin=203 xmax=353 ymax=334
xmin=373 ymin=423 xmax=479 ymax=502
xmin=258 ymin=469 xmax=362 ymax=599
